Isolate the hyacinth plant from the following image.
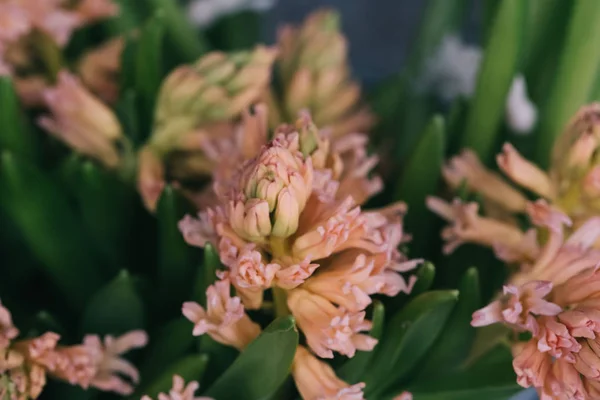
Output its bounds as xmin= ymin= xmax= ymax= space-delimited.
xmin=1 ymin=0 xmax=600 ymax=399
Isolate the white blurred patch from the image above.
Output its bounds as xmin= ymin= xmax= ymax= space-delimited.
xmin=420 ymin=35 xmax=482 ymax=101
xmin=506 ymin=74 xmax=537 ymax=135
xmin=420 ymin=34 xmax=538 ymax=134
xmin=188 ymin=0 xmax=277 ymax=28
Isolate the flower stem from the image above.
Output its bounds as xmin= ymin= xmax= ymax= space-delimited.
xmin=272 ymin=286 xmax=290 ymax=317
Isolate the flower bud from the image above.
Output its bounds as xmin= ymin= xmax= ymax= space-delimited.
xmin=239 ymin=142 xmax=313 ymax=238
xmin=274 ymin=10 xmax=373 ymax=138
xmin=551 ymin=103 xmax=600 ymax=220
xmin=38 ymin=70 xmax=125 ymax=168
xmin=150 ymin=46 xmax=277 ymax=154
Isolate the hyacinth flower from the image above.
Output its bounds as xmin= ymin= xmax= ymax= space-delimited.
xmin=0 ymin=0 xmax=118 ymax=105
xmin=468 ymin=203 xmax=600 ymax=399
xmin=77 ymin=37 xmax=124 ymax=104
xmin=138 ymin=46 xmax=277 ymax=211
xmin=179 ymin=113 xmax=420 ymax=398
xmin=268 ymin=9 xmax=374 ymax=138
xmin=0 ymin=300 xmax=147 ymax=398
xmin=427 ymin=103 xmax=600 ymax=263
xmin=141 ymin=375 xmax=213 ymax=400
xmin=38 ymin=70 xmax=129 ymax=170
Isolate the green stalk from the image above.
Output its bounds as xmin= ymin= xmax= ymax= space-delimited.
xmin=460 ymin=0 xmax=527 ymax=164
xmin=535 ymin=0 xmax=600 ymax=167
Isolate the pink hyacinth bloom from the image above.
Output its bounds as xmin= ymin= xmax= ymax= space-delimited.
xmin=0 ymin=3 xmax=31 ymax=44
xmin=0 ymin=299 xmax=19 ymax=350
xmin=303 ymin=251 xmax=417 ymax=312
xmin=513 ymin=340 xmax=553 ymax=389
xmin=291 ymin=346 xmax=366 ymax=400
xmin=471 ymin=281 xmax=562 ymax=334
xmin=19 ymin=0 xmax=82 ymax=47
xmin=39 ymin=70 xmax=124 ymax=168
xmin=442 ymin=149 xmax=528 ymax=212
xmin=427 ymin=197 xmax=537 ymax=259
xmin=497 ymin=143 xmax=554 ymax=199
xmin=274 ymin=257 xmax=320 ymax=289
xmin=287 ymin=289 xmax=377 ymax=359
xmin=393 ymin=392 xmax=413 ymax=400
xmin=141 ymin=375 xmax=213 ymax=400
xmin=224 ymin=245 xmax=280 ymax=309
xmin=182 ymin=279 xmax=260 ymax=350
xmin=536 ymin=317 xmax=581 ymax=362
xmin=52 ymin=330 xmax=147 ymax=395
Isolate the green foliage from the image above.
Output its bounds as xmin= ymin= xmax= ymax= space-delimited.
xmin=461 ymin=0 xmax=527 ymax=163
xmin=204 ymin=317 xmax=299 ymax=399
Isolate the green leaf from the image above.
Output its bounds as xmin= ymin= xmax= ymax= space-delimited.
xmin=337 ymin=301 xmax=385 ymax=383
xmin=75 ymin=160 xmax=133 ymax=267
xmin=139 ymin=318 xmax=196 ymax=383
xmin=0 ymin=152 xmax=104 ymax=308
xmin=207 ymin=11 xmax=260 ymax=51
xmin=396 ymin=115 xmax=445 ymax=257
xmin=416 ymin=268 xmax=482 ymax=378
xmin=461 ymin=0 xmax=527 ymax=163
xmin=411 ymin=262 xmax=436 ymax=297
xmin=116 ymin=89 xmax=141 ymax=145
xmin=0 ymin=77 xmax=36 ymax=159
xmin=535 ymin=0 xmax=600 ymax=167
xmin=407 ymin=386 xmax=521 ymax=400
xmin=408 ymin=343 xmax=520 ymax=399
xmin=106 ymin=0 xmax=148 ymax=34
xmin=146 ymin=0 xmax=209 ymax=62
xmin=81 ymin=270 xmax=145 ymax=336
xmin=364 ymin=290 xmax=458 ymax=397
xmin=446 ymin=97 xmax=469 ymax=155
xmin=139 ymin=354 xmax=210 ymax=398
xmin=205 ymin=316 xmax=299 ymax=400
xmin=135 ymin=11 xmax=165 ymax=128
xmin=157 ymin=186 xmax=197 ymax=311
xmin=192 ymin=243 xmax=221 ymax=305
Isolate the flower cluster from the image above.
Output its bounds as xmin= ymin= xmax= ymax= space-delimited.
xmin=427 ymin=103 xmax=600 ymax=264
xmin=0 ymin=0 xmax=119 ymax=105
xmin=178 ymin=112 xmax=420 ymax=399
xmin=268 ymin=9 xmax=374 ymax=138
xmin=0 ymin=300 xmax=147 ymax=398
xmin=470 ymin=203 xmax=600 ymax=398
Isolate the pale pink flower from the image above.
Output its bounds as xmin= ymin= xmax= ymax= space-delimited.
xmin=497 ymin=143 xmax=554 ymax=198
xmin=52 ymin=330 xmax=147 ymax=395
xmin=291 ymin=346 xmax=365 ymax=400
xmin=393 ymin=393 xmax=413 ymax=400
xmin=441 ymin=149 xmax=528 ymax=212
xmin=0 ymin=3 xmax=31 ymax=44
xmin=275 ymin=257 xmax=320 ymax=289
xmin=19 ymin=0 xmax=82 ymax=47
xmin=227 ymin=245 xmax=281 ymax=309
xmin=302 ymin=251 xmax=417 ymax=312
xmin=513 ymin=340 xmax=552 ymax=389
xmin=141 ymin=375 xmax=213 ymax=400
xmin=78 ymin=37 xmax=124 ymax=103
xmin=332 ymin=133 xmax=383 ymax=205
xmin=427 ymin=197 xmax=538 ymax=259
xmin=536 ymin=317 xmax=581 ymax=362
xmin=471 ymin=281 xmax=561 ymax=334
xmin=39 ymin=70 xmax=124 ymax=168
xmin=292 ymin=197 xmax=391 ymax=260
xmin=287 ymin=289 xmax=377 ymax=359
xmin=182 ymin=279 xmax=260 ymax=350
xmin=0 ymin=299 xmax=19 ymax=350
xmin=75 ymin=0 xmax=118 ymax=23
